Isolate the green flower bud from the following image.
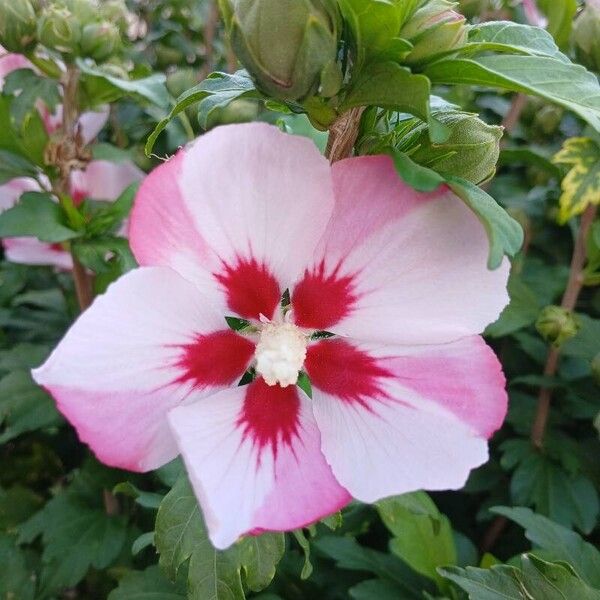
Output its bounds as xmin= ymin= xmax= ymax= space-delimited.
xmin=592 ymin=353 xmax=600 ymax=386
xmin=100 ymin=0 xmax=130 ymax=35
xmin=62 ymin=0 xmax=98 ymax=27
xmin=573 ymin=0 xmax=600 ymax=73
xmin=81 ymin=22 xmax=121 ymax=62
xmin=410 ymin=112 xmax=502 ymax=184
xmin=401 ymin=0 xmax=467 ymax=65
xmin=220 ymin=0 xmax=341 ymax=101
xmin=536 ymin=306 xmax=580 ymax=348
xmin=0 ymin=0 xmax=37 ymax=53
xmin=38 ymin=4 xmax=82 ymax=54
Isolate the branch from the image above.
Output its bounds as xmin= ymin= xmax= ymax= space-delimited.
xmin=325 ymin=107 xmax=365 ymax=163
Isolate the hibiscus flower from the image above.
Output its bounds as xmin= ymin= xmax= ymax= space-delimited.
xmin=33 ymin=123 xmax=510 ymax=549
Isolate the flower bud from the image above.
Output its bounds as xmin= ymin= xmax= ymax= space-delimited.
xmin=38 ymin=4 xmax=82 ymax=54
xmin=410 ymin=112 xmax=502 ymax=184
xmin=401 ymin=0 xmax=467 ymax=65
xmin=0 ymin=0 xmax=37 ymax=53
xmin=100 ymin=0 xmax=130 ymax=35
xmin=536 ymin=306 xmax=580 ymax=348
xmin=592 ymin=353 xmax=600 ymax=386
xmin=62 ymin=0 xmax=98 ymax=27
xmin=573 ymin=0 xmax=600 ymax=73
xmin=220 ymin=0 xmax=341 ymax=101
xmin=80 ymin=22 xmax=121 ymax=62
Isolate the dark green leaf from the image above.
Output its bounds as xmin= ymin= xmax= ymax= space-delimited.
xmin=73 ymin=237 xmax=138 ymax=274
xmin=349 ymin=578 xmax=416 ymax=600
xmin=0 ymin=534 xmax=35 ymax=600
xmin=108 ymin=566 xmax=186 ymax=599
xmin=0 ymin=150 xmax=38 ymax=185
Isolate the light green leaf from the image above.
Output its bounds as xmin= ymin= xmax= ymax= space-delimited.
xmin=536 ymin=0 xmax=577 ymax=48
xmin=377 ymin=492 xmax=456 ymax=588
xmin=145 ymin=70 xmax=261 ymax=155
xmin=386 ymin=148 xmax=445 ymax=192
xmin=0 ymin=192 xmax=80 ymax=243
xmin=492 ymin=506 xmax=600 ymax=587
xmin=236 ymin=533 xmax=285 ymax=591
xmin=426 ymin=55 xmax=600 ymax=132
xmin=553 ymin=137 xmax=600 ymax=223
xmin=447 ymin=177 xmax=524 ymax=269
xmin=292 ymin=529 xmax=313 ymax=580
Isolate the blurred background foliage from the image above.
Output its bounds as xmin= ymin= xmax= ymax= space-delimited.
xmin=1 ymin=0 xmax=600 ymax=598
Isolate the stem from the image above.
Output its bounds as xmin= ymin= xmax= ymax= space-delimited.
xmin=200 ymin=0 xmax=220 ymax=80
xmin=530 ymin=203 xmax=598 ymax=449
xmin=57 ymin=65 xmax=95 ymax=312
xmin=501 ymin=93 xmax=528 ymax=141
xmin=103 ymin=489 xmax=120 ymax=516
xmin=325 ymin=107 xmax=365 ymax=163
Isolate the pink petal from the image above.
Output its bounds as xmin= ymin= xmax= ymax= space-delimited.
xmin=32 ymin=267 xmax=254 ymax=471
xmin=0 ymin=51 xmax=31 ymax=82
xmin=69 ymin=159 xmax=144 ymax=204
xmin=42 ymin=105 xmax=110 ymax=144
xmin=168 ymin=378 xmax=350 ymax=549
xmin=0 ymin=177 xmax=40 ymax=212
xmin=293 ymin=155 xmax=509 ymax=343
xmin=130 ymin=123 xmax=335 ymax=319
xmin=305 ymin=337 xmax=507 ymax=502
xmin=3 ymin=238 xmax=72 ymax=270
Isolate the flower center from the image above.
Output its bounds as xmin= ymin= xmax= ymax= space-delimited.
xmin=254 ymin=322 xmax=308 ymax=388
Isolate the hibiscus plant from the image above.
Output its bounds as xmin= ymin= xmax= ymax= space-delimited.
xmin=1 ymin=0 xmax=600 ymax=599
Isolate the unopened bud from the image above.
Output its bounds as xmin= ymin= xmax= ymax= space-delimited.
xmin=220 ymin=0 xmax=341 ymax=101
xmin=38 ymin=4 xmax=82 ymax=54
xmin=401 ymin=0 xmax=467 ymax=65
xmin=410 ymin=112 xmax=502 ymax=183
xmin=100 ymin=0 xmax=130 ymax=35
xmin=0 ymin=0 xmax=37 ymax=53
xmin=536 ymin=306 xmax=580 ymax=348
xmin=63 ymin=0 xmax=98 ymax=27
xmin=81 ymin=22 xmax=121 ymax=62
xmin=573 ymin=0 xmax=600 ymax=72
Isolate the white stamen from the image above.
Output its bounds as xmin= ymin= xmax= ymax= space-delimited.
xmin=255 ymin=322 xmax=308 ymax=387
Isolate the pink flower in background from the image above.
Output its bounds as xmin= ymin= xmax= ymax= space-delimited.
xmin=0 ymin=48 xmax=109 ymax=144
xmin=0 ymin=160 xmax=144 ymax=269
xmin=33 ymin=123 xmax=510 ymax=549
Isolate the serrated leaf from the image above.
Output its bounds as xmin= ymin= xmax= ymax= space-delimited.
xmin=377 ymin=492 xmax=456 ymax=588
xmin=492 ymin=506 xmax=600 ymax=587
xmin=236 ymin=533 xmax=285 ymax=592
xmin=441 ymin=555 xmax=600 ymax=600
xmin=108 ymin=566 xmax=186 ymax=599
xmin=553 ymin=137 xmax=600 ymax=223
xmin=0 ymin=370 xmax=61 ymax=443
xmin=19 ymin=492 xmax=127 ymax=592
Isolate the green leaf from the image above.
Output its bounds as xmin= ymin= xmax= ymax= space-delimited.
xmin=77 ymin=59 xmax=170 ymax=108
xmin=536 ymin=0 xmax=577 ymax=48
xmin=113 ymin=481 xmax=164 ymax=510
xmin=486 ymin=275 xmax=541 ymax=338
xmin=0 ymin=486 xmax=42 ymax=530
xmin=377 ymin=492 xmax=456 ymax=588
xmin=0 ymin=534 xmax=35 ymax=600
xmin=0 ymin=150 xmax=38 ymax=185
xmin=155 ymin=474 xmax=283 ymax=598
xmin=19 ymin=492 xmax=127 ymax=592
xmin=108 ymin=566 xmax=186 ymax=600
xmin=386 ymin=148 xmax=445 ymax=192
xmin=292 ymin=529 xmax=313 ymax=580
xmin=0 ymin=192 xmax=80 ymax=243
xmin=441 ymin=555 xmax=600 ymax=600
xmin=84 ymin=182 xmax=139 ymax=236
xmin=425 ymin=55 xmax=600 ymax=133
xmin=0 ymin=370 xmax=61 ymax=443
xmin=447 ymin=177 xmax=524 ymax=269
xmin=349 ymin=578 xmax=415 ymax=600
xmin=464 ymin=22 xmax=566 ymax=59
xmin=3 ymin=68 xmax=61 ymax=126
xmin=314 ymin=536 xmax=427 ymax=597
xmin=492 ymin=506 xmax=600 ymax=587
xmin=145 ymin=70 xmax=261 ymax=155
xmin=341 ymin=62 xmax=449 ymax=143
xmin=337 ymin=0 xmax=414 ymax=68
xmin=72 ymin=237 xmax=138 ymax=274
xmin=562 ymin=315 xmax=600 ymax=361
xmin=500 ymin=439 xmax=600 ymax=533
xmin=553 ymin=137 xmax=600 ymax=223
